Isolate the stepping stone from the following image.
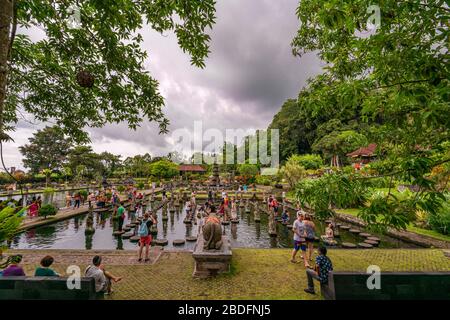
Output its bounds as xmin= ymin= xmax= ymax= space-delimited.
xmin=122 ymin=232 xmax=134 ymax=239
xmin=254 ymin=218 xmax=261 ymax=222
xmin=231 ymin=219 xmax=239 ymax=224
xmin=340 ymin=225 xmax=351 ymax=230
xmin=154 ymin=239 xmax=168 ymax=246
xmin=113 ymin=230 xmax=125 ymax=236
xmin=162 ymin=216 xmax=169 ymax=221
xmin=169 ymin=208 xmax=176 ymax=212
xmin=186 ymin=236 xmax=197 ymax=242
xmin=314 ymin=236 xmax=320 ymax=242
xmin=367 ymin=236 xmax=380 ymax=242
xmin=222 ymin=221 xmax=230 ymax=225
xmin=358 ymin=242 xmax=373 ymax=249
xmin=341 ymin=242 xmax=357 ymax=248
xmin=349 ymin=229 xmax=361 ymax=234
xmin=173 ymin=239 xmax=185 ymax=246
xmin=359 ymin=233 xmax=372 ymax=238
xmin=130 ymin=235 xmax=140 ymax=242
xmin=286 ymin=224 xmax=293 ymax=229
xmin=325 ymin=220 xmax=332 ymax=224
xmin=269 ymin=232 xmax=277 ymax=237
xmin=183 ymin=219 xmax=192 ymax=224
xmin=364 ymin=239 xmax=379 ymax=246
xmin=335 ymin=223 xmax=342 ymax=228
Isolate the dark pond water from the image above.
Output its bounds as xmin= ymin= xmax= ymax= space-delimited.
xmin=9 ymin=201 xmax=419 ymax=250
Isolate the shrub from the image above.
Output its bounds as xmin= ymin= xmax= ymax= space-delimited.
xmin=117 ymin=185 xmax=126 ymax=193
xmin=0 ymin=206 xmax=24 ymax=246
xmin=38 ymin=204 xmax=58 ymax=219
xmin=289 ymin=154 xmax=323 ymax=170
xmin=137 ymin=182 xmax=145 ymax=190
xmin=255 ymin=175 xmax=272 ymax=186
xmin=427 ymin=195 xmax=450 ymax=235
xmin=78 ymin=190 xmax=89 ymax=198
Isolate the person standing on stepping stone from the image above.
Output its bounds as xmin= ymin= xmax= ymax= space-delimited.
xmin=138 ymin=213 xmax=156 ymax=262
xmin=117 ymin=202 xmax=126 ymax=232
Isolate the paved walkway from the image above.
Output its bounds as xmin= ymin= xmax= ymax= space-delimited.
xmin=4 ymin=248 xmax=449 ymax=300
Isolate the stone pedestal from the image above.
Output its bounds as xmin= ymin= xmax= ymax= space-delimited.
xmin=192 ymin=234 xmax=232 ymax=279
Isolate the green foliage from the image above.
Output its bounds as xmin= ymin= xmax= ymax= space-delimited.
xmin=288 ymin=154 xmax=323 ymax=170
xmin=0 ymin=207 xmax=24 ymax=246
xmin=38 ymin=204 xmax=57 ymax=218
xmin=19 ymin=126 xmax=73 ymax=174
xmin=117 ymin=185 xmax=126 ymax=193
xmin=149 ymin=160 xmax=179 ymax=179
xmin=427 ymin=195 xmax=450 ymax=235
xmin=312 ymin=130 xmax=368 ymax=163
xmin=280 ymin=157 xmax=306 ymax=188
xmin=137 ymin=182 xmax=145 ymax=190
xmin=255 ymin=175 xmax=272 ymax=186
xmin=42 ymin=187 xmax=56 ymax=195
xmin=238 ymin=164 xmax=259 ymax=176
xmin=295 ymin=174 xmax=369 ymax=219
xmin=78 ymin=189 xmax=88 ymax=198
xmin=4 ymin=1 xmax=217 ymax=142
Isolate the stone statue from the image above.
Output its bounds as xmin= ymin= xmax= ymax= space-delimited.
xmin=202 ymin=213 xmax=223 ymax=250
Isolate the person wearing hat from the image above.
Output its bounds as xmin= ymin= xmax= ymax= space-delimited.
xmin=1 ymin=255 xmax=26 ymax=277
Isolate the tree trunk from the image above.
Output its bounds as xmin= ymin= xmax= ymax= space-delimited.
xmin=0 ymin=0 xmax=13 ymax=135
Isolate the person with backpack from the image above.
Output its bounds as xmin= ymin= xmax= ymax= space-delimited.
xmin=138 ymin=212 xmax=156 ymax=262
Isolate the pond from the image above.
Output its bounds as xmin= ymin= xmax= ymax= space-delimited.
xmin=9 ymin=201 xmax=420 ymax=250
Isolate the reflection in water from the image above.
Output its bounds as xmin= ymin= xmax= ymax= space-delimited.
xmin=10 ymin=201 xmax=419 ymax=250
xmin=255 ymin=222 xmax=261 ymax=240
xmin=85 ymin=233 xmax=93 ymax=250
xmin=231 ymin=223 xmax=238 ymax=240
xmin=116 ymin=236 xmax=123 ymax=250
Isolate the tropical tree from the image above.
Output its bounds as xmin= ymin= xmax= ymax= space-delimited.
xmin=290 ymin=0 xmax=449 ymax=230
xmin=0 ymin=1 xmax=217 ymax=143
xmin=0 ymin=206 xmax=24 ymax=248
xmin=280 ymin=157 xmax=306 ymax=188
xmin=19 ymin=126 xmax=73 ymax=174
xmin=149 ymin=160 xmax=179 ymax=180
xmin=288 ymin=154 xmax=323 ymax=170
xmin=312 ymin=130 xmax=368 ymax=167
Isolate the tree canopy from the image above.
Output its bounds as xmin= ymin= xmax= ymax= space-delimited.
xmin=0 ymin=0 xmax=217 ymax=142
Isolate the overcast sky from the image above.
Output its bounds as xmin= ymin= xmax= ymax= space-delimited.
xmin=4 ymin=0 xmax=323 ymax=170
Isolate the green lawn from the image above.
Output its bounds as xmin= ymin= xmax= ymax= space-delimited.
xmin=17 ymin=248 xmax=450 ymax=300
xmin=335 ymin=208 xmax=450 ymax=243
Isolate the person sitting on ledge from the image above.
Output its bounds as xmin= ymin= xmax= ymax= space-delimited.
xmin=304 ymin=246 xmax=333 ymax=299
xmin=85 ymin=255 xmax=122 ymax=295
xmin=35 ymin=255 xmax=59 ymax=277
xmin=1 ymin=254 xmax=26 ymax=277
xmin=321 ymin=223 xmax=337 ymax=245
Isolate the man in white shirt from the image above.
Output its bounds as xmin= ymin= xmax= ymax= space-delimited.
xmin=85 ymin=255 xmax=122 ymax=295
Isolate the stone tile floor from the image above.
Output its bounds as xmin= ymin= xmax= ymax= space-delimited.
xmin=4 ymin=248 xmax=450 ymax=300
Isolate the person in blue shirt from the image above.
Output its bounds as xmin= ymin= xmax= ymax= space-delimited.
xmin=304 ymin=246 xmax=333 ymax=299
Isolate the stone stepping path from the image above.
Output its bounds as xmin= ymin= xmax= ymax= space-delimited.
xmin=130 ymin=235 xmax=140 ymax=242
xmin=358 ymin=242 xmax=373 ymax=249
xmin=172 ymin=239 xmax=185 ymax=246
xmin=349 ymin=229 xmax=361 ymax=234
xmin=113 ymin=230 xmax=125 ymax=236
xmin=340 ymin=225 xmax=350 ymax=230
xmin=359 ymin=233 xmax=372 ymax=238
xmin=367 ymin=236 xmax=381 ymax=242
xmin=222 ymin=221 xmax=230 ymax=225
xmin=342 ymin=242 xmax=357 ymax=248
xmin=231 ymin=219 xmax=240 ymax=224
xmin=186 ymin=236 xmax=197 ymax=242
xmin=122 ymin=232 xmax=134 ymax=239
xmin=154 ymin=239 xmax=168 ymax=246
xmin=364 ymin=239 xmax=379 ymax=246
